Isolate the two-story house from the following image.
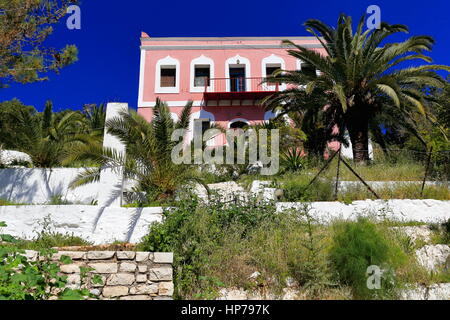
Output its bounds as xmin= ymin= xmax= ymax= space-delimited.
xmin=137 ymin=33 xmax=327 ymax=146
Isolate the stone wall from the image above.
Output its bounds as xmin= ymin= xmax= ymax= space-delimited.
xmin=26 ymin=250 xmax=174 ymax=300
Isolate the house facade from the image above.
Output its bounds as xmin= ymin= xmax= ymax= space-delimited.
xmin=137 ymin=34 xmax=327 ymax=145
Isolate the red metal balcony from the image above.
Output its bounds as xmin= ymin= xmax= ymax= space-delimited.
xmin=203 ymin=77 xmax=279 ymax=104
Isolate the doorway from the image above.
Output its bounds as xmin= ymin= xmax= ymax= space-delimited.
xmin=229 ymin=67 xmax=246 ymax=92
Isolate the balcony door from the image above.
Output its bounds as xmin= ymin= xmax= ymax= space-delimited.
xmin=229 ymin=67 xmax=246 ymax=92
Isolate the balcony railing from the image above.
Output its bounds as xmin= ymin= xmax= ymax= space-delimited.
xmin=204 ymin=77 xmax=279 ymax=93
xmin=203 ymin=77 xmax=279 ymax=103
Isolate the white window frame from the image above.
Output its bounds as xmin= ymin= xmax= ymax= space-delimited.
xmin=262 ymin=54 xmax=286 ymax=91
xmin=225 ymin=55 xmax=251 ymax=92
xmin=155 ymin=56 xmax=180 ymax=94
xmin=190 ymin=55 xmax=214 ymax=93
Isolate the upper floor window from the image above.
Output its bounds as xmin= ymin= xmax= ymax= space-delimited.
xmin=155 ymin=56 xmax=180 ymax=94
xmin=194 ymin=65 xmax=210 ymax=87
xmin=190 ymin=55 xmax=214 ymax=93
xmin=160 ymin=67 xmax=176 ymax=87
xmin=300 ymin=62 xmax=317 ymax=77
xmin=262 ymin=55 xmax=285 ymax=91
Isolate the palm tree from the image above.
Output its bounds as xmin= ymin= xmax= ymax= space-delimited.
xmin=1 ymin=103 xmax=89 ymax=168
xmin=264 ymin=14 xmax=450 ymax=163
xmin=66 ymin=98 xmax=206 ymax=204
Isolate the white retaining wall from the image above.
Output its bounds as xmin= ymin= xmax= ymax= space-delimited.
xmin=277 ymin=200 xmax=450 ymax=224
xmin=0 ymin=205 xmax=163 ymax=245
xmin=0 ymin=168 xmax=100 ymax=205
xmin=1 ymin=200 xmax=449 ymax=246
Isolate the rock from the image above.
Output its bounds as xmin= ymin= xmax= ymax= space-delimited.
xmin=66 ymin=274 xmax=81 ymax=286
xmin=60 ymin=264 xmax=81 ymax=274
xmin=136 ymin=274 xmax=147 ymax=283
xmin=90 ymin=289 xmax=101 ymax=296
xmin=285 ymin=277 xmax=297 ymax=288
xmin=149 ymin=267 xmax=173 ymax=281
xmin=87 ymin=251 xmax=115 ymax=260
xmin=52 ymin=251 xmax=86 ymax=261
xmin=136 ymin=252 xmax=149 ymax=262
xmin=416 ymin=245 xmax=450 ymax=272
xmin=247 ymin=161 xmax=263 ymax=175
xmin=138 ymin=265 xmax=148 ymax=273
xmin=427 ymin=283 xmax=450 ymax=300
xmin=392 ymin=226 xmax=432 ymax=244
xmin=158 ymin=282 xmax=174 ymax=296
xmin=249 ymin=272 xmax=261 ymax=280
xmin=282 ymin=288 xmax=300 ymax=300
xmin=129 ymin=284 xmax=158 ymax=295
xmin=119 ymin=262 xmax=137 ymax=272
xmin=24 ymin=250 xmax=38 ymax=262
xmin=217 ymin=288 xmax=248 ymax=300
xmin=88 ymin=263 xmax=118 ymax=274
xmin=119 ymin=295 xmax=152 ymax=300
xmin=102 ymin=286 xmax=129 ymax=298
xmin=117 ymin=251 xmax=136 ymax=260
xmin=400 ymin=283 xmax=450 ymax=300
xmin=106 ymin=273 xmax=135 ymax=286
xmin=153 ymin=252 xmax=174 ymax=264
xmin=0 ymin=150 xmax=31 ymax=165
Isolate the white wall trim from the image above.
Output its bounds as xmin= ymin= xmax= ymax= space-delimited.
xmin=140 ymin=100 xmax=203 ymax=108
xmin=228 ymin=118 xmax=250 ymax=128
xmin=155 ymin=56 xmax=180 ymax=94
xmin=190 ymin=55 xmax=215 ymax=93
xmin=138 ymin=49 xmax=146 ymax=108
xmin=225 ymin=55 xmax=251 ymax=92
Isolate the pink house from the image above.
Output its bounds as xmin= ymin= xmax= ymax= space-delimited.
xmin=137 ymin=34 xmax=326 ymax=145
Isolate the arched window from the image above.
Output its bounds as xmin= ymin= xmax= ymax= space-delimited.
xmin=190 ymin=55 xmax=215 ymax=93
xmin=230 ymin=121 xmax=248 ymax=129
xmin=155 ymin=56 xmax=180 ymax=94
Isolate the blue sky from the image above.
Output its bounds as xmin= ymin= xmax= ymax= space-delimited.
xmin=1 ymin=0 xmax=449 ymax=112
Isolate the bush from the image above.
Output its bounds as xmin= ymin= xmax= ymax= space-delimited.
xmin=329 ymin=218 xmax=407 ymax=299
xmin=0 ymin=222 xmax=100 ymax=300
xmin=138 ymin=197 xmax=278 ymax=299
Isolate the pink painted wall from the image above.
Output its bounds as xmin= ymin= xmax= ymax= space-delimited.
xmin=136 ymin=35 xmax=334 ymax=149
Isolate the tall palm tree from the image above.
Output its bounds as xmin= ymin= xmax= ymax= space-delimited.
xmin=66 ymin=99 xmax=206 ymax=204
xmin=264 ymin=14 xmax=450 ymax=163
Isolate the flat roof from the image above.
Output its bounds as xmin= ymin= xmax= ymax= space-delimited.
xmin=140 ymin=36 xmax=319 ymax=41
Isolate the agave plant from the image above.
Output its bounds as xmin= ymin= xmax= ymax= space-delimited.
xmin=264 ymin=14 xmax=450 ymax=163
xmin=66 ymin=99 xmax=207 ymax=204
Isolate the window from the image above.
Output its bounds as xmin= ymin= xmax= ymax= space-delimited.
xmin=194 ymin=66 xmax=210 ymax=87
xmin=160 ymin=67 xmax=176 ymax=87
xmin=266 ymin=66 xmax=279 ymax=77
xmin=300 ymin=62 xmax=316 ymax=77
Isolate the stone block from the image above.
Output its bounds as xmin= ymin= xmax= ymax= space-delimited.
xmin=88 ymin=263 xmax=118 ymax=274
xmin=87 ymin=251 xmax=115 ymax=260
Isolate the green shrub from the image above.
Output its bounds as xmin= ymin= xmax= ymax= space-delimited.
xmin=138 ymin=197 xmax=278 ymax=299
xmin=282 ymin=175 xmax=334 ymax=202
xmin=0 ymin=222 xmax=100 ymax=300
xmin=329 ymin=218 xmax=407 ymax=299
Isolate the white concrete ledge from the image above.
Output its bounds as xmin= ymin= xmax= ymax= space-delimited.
xmin=276 ymin=199 xmax=450 ymax=223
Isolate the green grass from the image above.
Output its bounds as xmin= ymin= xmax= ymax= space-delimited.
xmin=0 ymin=199 xmax=23 ymax=206
xmin=138 ymin=197 xmax=437 ymax=300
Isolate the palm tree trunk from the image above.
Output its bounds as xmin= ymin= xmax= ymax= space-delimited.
xmin=345 ymin=109 xmax=370 ymax=164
